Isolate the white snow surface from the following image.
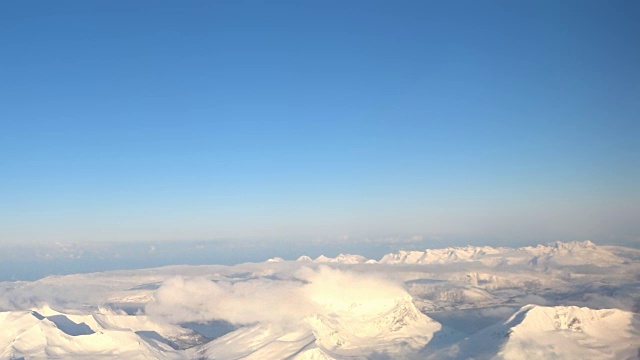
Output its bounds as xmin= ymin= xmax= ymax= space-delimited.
xmin=0 ymin=240 xmax=639 ymax=359
xmin=313 ymin=254 xmax=368 ymax=264
xmin=428 ymin=305 xmax=640 ymax=360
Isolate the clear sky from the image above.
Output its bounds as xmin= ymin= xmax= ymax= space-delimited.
xmin=1 ymin=1 xmax=639 ymax=247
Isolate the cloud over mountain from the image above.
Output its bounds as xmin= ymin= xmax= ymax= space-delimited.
xmin=146 ymin=266 xmax=406 ymax=327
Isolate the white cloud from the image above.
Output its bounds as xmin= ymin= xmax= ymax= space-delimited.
xmin=145 ymin=266 xmax=407 ymax=327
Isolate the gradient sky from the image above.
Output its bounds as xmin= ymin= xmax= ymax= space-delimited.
xmin=1 ymin=1 xmax=639 ymax=247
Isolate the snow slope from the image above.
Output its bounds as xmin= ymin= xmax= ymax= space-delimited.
xmin=429 ymin=305 xmax=640 ymax=360
xmin=0 ymin=309 xmax=184 ymax=359
xmin=190 ymin=294 xmax=441 ymax=359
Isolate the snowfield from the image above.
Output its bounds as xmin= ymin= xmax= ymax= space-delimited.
xmin=1 ymin=241 xmax=639 ymax=359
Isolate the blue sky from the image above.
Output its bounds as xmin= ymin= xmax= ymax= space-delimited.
xmin=1 ymin=1 xmax=639 ymax=247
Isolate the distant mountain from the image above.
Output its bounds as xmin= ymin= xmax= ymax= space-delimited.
xmin=379 ymin=245 xmax=508 ymax=265
xmin=310 ymin=254 xmax=368 ymax=264
xmin=288 ymin=241 xmax=627 ymax=267
xmin=377 ymin=240 xmax=630 ymax=268
xmin=289 ymin=241 xmax=633 ymax=268
xmin=296 ymin=255 xmax=313 ymax=262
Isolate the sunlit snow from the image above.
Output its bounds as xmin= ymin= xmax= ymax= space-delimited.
xmin=1 ymin=241 xmax=639 ymax=359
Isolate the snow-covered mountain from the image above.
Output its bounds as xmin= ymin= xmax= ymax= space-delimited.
xmin=289 ymin=240 xmax=633 ymax=269
xmin=377 ymin=240 xmax=630 ymax=268
xmin=290 ymin=241 xmax=628 ymax=267
xmin=0 ymin=306 xmax=202 ymax=359
xmin=0 ymin=240 xmax=638 ymax=359
xmin=379 ymin=245 xmax=508 ymax=265
xmin=192 ymin=295 xmax=441 ymax=359
xmin=4 ymin=303 xmax=637 ymax=359
xmin=310 ymin=254 xmax=368 ymax=264
xmin=305 ymin=295 xmax=441 ymax=358
xmin=429 ymin=305 xmax=640 ymax=359
xmin=0 ymin=285 xmax=441 ymax=359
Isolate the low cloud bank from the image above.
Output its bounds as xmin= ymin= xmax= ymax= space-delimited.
xmin=145 ymin=266 xmax=406 ymax=326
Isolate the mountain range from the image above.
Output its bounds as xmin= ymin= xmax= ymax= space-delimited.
xmin=0 ymin=240 xmax=638 ymax=359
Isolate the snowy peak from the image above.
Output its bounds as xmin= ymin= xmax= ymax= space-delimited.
xmin=0 ymin=307 xmax=205 ymax=359
xmin=522 ymin=240 xmax=597 ymax=256
xmin=303 ymin=295 xmax=441 ymax=358
xmin=312 ymin=254 xmax=368 ymax=264
xmin=378 ymin=240 xmax=626 ymax=267
xmin=379 ymin=245 xmax=507 ymax=265
xmin=0 ymin=310 xmax=166 ymax=359
xmin=436 ymin=305 xmax=640 ymax=360
xmin=285 ymin=241 xmax=615 ymax=266
xmin=498 ymin=305 xmax=640 ymax=359
xmin=190 ymin=292 xmax=440 ymax=359
xmin=510 ymin=304 xmax=622 ymax=332
xmin=522 ymin=240 xmax=625 ymax=267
